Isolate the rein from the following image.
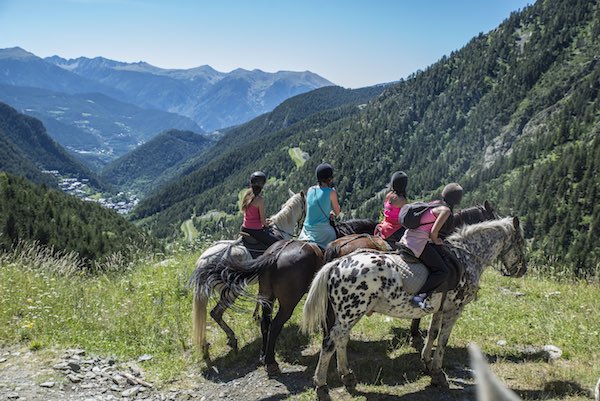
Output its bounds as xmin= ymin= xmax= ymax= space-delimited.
xmin=270 ymin=224 xmax=293 ymax=239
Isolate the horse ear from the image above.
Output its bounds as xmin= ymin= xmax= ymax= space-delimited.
xmin=484 ymin=200 xmax=494 ymax=212
xmin=300 ymin=190 xmax=305 ymax=199
xmin=469 ymin=343 xmax=523 ymax=401
xmin=513 ymin=216 xmax=520 ymax=229
xmin=288 ymin=189 xmax=295 ymax=197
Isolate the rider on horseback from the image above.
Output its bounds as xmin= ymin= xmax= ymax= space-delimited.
xmin=374 ymin=171 xmax=408 ymax=247
xmin=400 ymin=183 xmax=464 ymax=311
xmin=241 ymin=171 xmax=280 ymax=247
xmin=298 ymin=163 xmax=341 ymax=248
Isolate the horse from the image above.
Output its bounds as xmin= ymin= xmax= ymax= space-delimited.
xmin=190 ymin=218 xmax=378 ymax=371
xmin=302 ymin=217 xmax=527 ymax=400
xmin=323 ymin=201 xmax=499 ymax=346
xmin=190 ymin=189 xmax=306 ymax=357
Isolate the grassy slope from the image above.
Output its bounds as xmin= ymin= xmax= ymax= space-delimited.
xmin=0 ymin=251 xmax=598 ymax=399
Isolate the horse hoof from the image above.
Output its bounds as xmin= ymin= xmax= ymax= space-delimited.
xmin=341 ymin=371 xmax=357 ymax=390
xmin=266 ymin=362 xmax=281 ymax=377
xmin=410 ymin=335 xmax=424 ymax=351
xmin=430 ymin=370 xmax=449 ymax=388
xmin=315 ymin=385 xmax=331 ymax=401
xmin=227 ymin=339 xmax=238 ymax=352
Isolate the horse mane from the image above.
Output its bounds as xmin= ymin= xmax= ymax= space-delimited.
xmin=269 ymin=192 xmax=303 ymax=231
xmin=336 ymin=218 xmax=378 ymax=237
xmin=448 ymin=217 xmax=516 ymax=243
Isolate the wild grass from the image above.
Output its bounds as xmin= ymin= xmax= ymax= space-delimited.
xmin=0 ymin=246 xmax=598 ymax=399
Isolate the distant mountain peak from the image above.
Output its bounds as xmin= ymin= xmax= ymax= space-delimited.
xmin=0 ymin=46 xmax=37 ymax=60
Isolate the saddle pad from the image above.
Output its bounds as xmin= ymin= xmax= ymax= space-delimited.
xmin=386 ymin=254 xmax=429 ymax=295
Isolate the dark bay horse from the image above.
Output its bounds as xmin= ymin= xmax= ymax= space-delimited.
xmin=191 ymin=218 xmax=377 ymax=369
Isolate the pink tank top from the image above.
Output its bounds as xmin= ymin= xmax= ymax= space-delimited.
xmin=400 ymin=208 xmax=439 ymax=257
xmin=374 ymin=200 xmax=402 ymax=239
xmin=243 ymin=204 xmax=263 ymax=230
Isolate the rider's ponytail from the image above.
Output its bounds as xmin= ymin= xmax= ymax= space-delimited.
xmin=240 ymin=185 xmax=263 ymax=211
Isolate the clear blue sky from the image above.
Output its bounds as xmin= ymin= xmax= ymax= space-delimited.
xmin=0 ymin=0 xmax=532 ymax=88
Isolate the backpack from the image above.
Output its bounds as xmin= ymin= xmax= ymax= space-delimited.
xmin=399 ymin=200 xmax=445 ymax=229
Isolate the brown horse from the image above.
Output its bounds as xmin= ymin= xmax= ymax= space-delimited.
xmin=324 ymin=201 xmax=499 ymax=346
xmin=191 ymin=219 xmax=377 ymax=371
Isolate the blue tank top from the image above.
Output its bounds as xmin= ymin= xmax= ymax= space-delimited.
xmin=304 ymin=186 xmax=333 ymax=227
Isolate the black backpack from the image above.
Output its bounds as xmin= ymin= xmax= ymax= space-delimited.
xmin=399 ymin=200 xmax=445 ymax=229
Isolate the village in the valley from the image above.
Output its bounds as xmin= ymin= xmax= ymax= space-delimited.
xmin=42 ymin=170 xmax=139 ymax=215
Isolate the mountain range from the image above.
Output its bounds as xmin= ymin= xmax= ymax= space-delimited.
xmin=133 ymin=0 xmax=600 ymax=276
xmin=44 ymin=55 xmax=333 ymax=131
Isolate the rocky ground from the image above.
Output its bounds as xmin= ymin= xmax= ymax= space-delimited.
xmin=0 ymin=343 xmax=567 ymax=401
xmin=0 ymin=346 xmax=314 ymax=401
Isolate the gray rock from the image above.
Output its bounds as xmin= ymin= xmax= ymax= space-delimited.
xmin=39 ymin=381 xmax=56 ymax=388
xmin=138 ymin=354 xmax=153 ymax=362
xmin=0 ymin=357 xmax=7 ymax=363
xmin=67 ymin=361 xmax=81 ymax=372
xmin=112 ymin=374 xmax=127 ymax=386
xmin=122 ymin=385 xmax=141 ymax=397
xmin=67 ymin=373 xmax=82 ymax=383
xmin=7 ymin=392 xmax=19 ymax=399
xmin=497 ymin=340 xmax=507 ymax=346
xmin=53 ymin=362 xmax=70 ymax=370
xmin=542 ymin=344 xmax=562 ymax=361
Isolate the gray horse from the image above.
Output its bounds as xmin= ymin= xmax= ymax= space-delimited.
xmin=302 ymin=217 xmax=527 ymax=400
xmin=192 ymin=190 xmax=305 ymax=358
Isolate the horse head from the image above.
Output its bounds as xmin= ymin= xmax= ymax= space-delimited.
xmin=496 ymin=217 xmax=527 ymax=278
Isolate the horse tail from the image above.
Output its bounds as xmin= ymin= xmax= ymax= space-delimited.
xmin=302 ymin=260 xmax=336 ymax=334
xmin=323 ymin=244 xmax=341 ymax=263
xmin=192 ymin=289 xmax=208 ymax=351
xmin=189 ymin=243 xmax=277 ymax=310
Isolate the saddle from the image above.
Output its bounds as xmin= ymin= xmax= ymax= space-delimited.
xmin=239 ymin=231 xmax=270 ymax=259
xmin=397 ymin=244 xmax=464 ymax=293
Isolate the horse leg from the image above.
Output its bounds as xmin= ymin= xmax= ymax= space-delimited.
xmin=263 ymin=301 xmax=295 ymax=377
xmin=259 ymin=297 xmax=274 ymax=365
xmin=252 ymin=301 xmax=261 ymax=322
xmin=209 ymin=297 xmax=238 ymax=352
xmin=430 ymin=308 xmax=463 ymax=388
xmin=313 ymin=320 xmax=338 ymax=401
xmin=421 ymin=311 xmax=444 ymax=372
xmin=335 ymin=325 xmax=358 ymax=391
xmin=410 ymin=318 xmax=424 ymax=350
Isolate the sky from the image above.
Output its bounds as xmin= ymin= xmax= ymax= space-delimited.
xmin=0 ymin=0 xmax=532 ymax=88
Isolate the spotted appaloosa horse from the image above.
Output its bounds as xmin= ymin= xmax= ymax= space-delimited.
xmin=324 ymin=201 xmax=499 ymax=347
xmin=302 ymin=218 xmax=527 ymax=400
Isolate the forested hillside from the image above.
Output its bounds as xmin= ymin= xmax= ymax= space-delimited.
xmin=133 ymin=0 xmax=600 ymax=276
xmin=132 ymin=85 xmax=385 ymax=228
xmin=0 ymin=102 xmax=103 ymax=188
xmin=100 ymin=129 xmax=213 ymax=195
xmin=0 ymin=172 xmax=157 ymax=266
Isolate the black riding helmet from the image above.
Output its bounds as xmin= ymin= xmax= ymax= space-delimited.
xmin=250 ymin=171 xmax=267 ymax=187
xmin=390 ymin=171 xmax=408 ymax=195
xmin=316 ymin=163 xmax=334 ymax=181
xmin=442 ymin=183 xmax=463 ymax=208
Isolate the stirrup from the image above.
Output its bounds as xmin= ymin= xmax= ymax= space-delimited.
xmin=410 ymin=295 xmax=433 ymax=312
